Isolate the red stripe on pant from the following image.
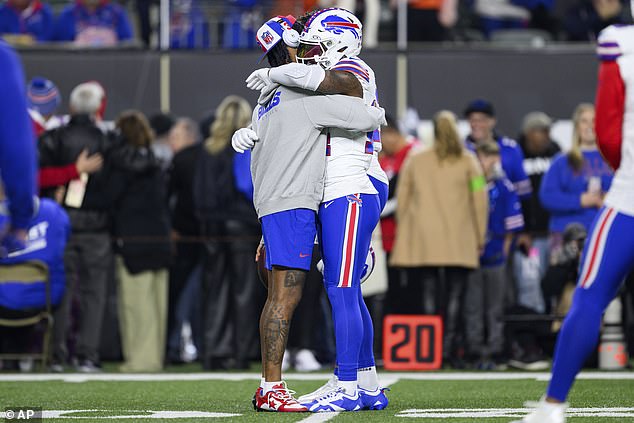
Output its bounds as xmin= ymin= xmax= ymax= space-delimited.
xmin=341 ymin=201 xmax=358 ymax=288
xmin=581 ymin=208 xmax=614 ymax=288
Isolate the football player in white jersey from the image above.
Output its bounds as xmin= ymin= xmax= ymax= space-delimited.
xmin=240 ymin=8 xmax=390 ymax=412
xmin=511 ymin=5 xmax=634 ymax=423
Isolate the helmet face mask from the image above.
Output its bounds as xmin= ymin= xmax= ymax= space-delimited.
xmin=298 ymin=8 xmax=362 ymax=69
xmin=296 ymin=41 xmax=324 ymax=65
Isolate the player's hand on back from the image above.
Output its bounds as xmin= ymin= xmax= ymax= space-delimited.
xmin=231 ymin=128 xmax=259 ymax=153
xmin=246 ymin=68 xmax=272 ymax=91
xmin=75 ymin=149 xmax=104 ymax=174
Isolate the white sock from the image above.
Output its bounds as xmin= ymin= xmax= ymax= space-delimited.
xmin=339 ymin=380 xmax=357 ymax=395
xmin=260 ymin=377 xmax=265 ymax=388
xmin=357 ymin=366 xmax=379 ymax=391
xmin=263 ymin=381 xmax=282 ymax=394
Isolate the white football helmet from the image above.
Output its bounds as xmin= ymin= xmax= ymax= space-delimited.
xmin=296 ymin=8 xmax=363 ymax=69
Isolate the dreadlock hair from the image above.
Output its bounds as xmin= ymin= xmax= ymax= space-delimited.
xmin=266 ymin=42 xmax=292 ymax=68
xmin=296 ymin=11 xmax=315 ymax=30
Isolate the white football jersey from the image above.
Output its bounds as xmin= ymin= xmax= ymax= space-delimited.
xmin=597 ymin=25 xmax=634 ymax=216
xmin=322 ymin=57 xmax=387 ymax=202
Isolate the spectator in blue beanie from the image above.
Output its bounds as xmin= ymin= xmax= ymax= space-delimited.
xmin=0 ymin=0 xmax=54 ymax=44
xmin=27 ymin=77 xmax=62 ymax=135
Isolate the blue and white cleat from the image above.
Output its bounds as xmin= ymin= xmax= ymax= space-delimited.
xmin=358 ymin=386 xmax=389 ymax=410
xmin=301 ymin=386 xmax=363 ymax=412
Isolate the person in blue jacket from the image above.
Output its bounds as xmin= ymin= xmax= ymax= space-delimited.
xmin=539 ymin=103 xmax=613 ymax=242
xmin=53 ymin=0 xmax=133 ymax=46
xmin=0 ymin=0 xmax=54 ymax=42
xmin=0 ymin=40 xmax=36 ymax=257
xmin=0 ymin=197 xmax=70 ymax=313
xmin=0 ymin=194 xmax=69 ymax=365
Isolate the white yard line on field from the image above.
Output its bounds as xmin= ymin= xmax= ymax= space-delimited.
xmin=298 ymin=412 xmax=341 ymax=423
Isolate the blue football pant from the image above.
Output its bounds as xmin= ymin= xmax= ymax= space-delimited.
xmin=318 ymin=193 xmax=381 ymax=381
xmin=547 ymin=207 xmax=634 ymax=401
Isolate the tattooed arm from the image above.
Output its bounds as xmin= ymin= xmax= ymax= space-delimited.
xmin=259 ymin=62 xmax=363 ymax=98
xmin=317 ymin=70 xmax=362 ymax=98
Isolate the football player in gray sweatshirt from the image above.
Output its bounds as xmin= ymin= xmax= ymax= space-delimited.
xmin=231 ymin=15 xmax=385 ymax=412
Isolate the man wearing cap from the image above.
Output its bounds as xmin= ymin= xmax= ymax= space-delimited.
xmin=464 ymin=99 xmax=532 ymax=200
xmin=232 ymin=14 xmax=385 ymax=412
xmin=0 ymin=0 xmax=54 ymax=44
xmin=512 ymin=7 xmax=634 ymax=422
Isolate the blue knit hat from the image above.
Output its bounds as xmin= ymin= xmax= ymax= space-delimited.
xmin=27 ymin=77 xmax=61 ymax=116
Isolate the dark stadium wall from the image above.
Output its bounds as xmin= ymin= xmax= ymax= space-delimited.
xmin=19 ymin=46 xmax=596 ymax=136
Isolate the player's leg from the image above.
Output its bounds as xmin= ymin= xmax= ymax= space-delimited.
xmin=303 ymin=193 xmax=380 ymax=412
xmin=547 ymin=208 xmax=634 ymax=401
xmin=513 ymin=208 xmax=634 ymax=423
xmin=356 ymin=176 xmax=389 ymax=408
xmin=356 ymin=286 xmax=389 ymax=409
xmin=255 ymin=209 xmax=316 ymax=412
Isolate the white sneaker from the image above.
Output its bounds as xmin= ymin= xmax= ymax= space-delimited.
xmin=510 ymin=398 xmax=567 ymax=423
xmin=281 ymin=350 xmax=291 ymax=372
xmin=19 ymin=358 xmax=33 ymax=372
xmin=294 ymin=349 xmax=321 ymax=372
xmin=298 ymin=374 xmax=338 ymax=403
xmin=301 ymin=385 xmax=362 ymax=412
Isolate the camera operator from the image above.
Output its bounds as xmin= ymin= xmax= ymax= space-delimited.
xmin=542 ymin=223 xmax=587 ymax=323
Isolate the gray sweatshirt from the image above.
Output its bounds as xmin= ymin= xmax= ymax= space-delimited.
xmin=250 ymin=86 xmax=384 ymax=218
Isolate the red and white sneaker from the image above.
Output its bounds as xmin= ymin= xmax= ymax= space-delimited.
xmin=254 ymin=382 xmax=308 ymax=412
xmin=252 ymin=387 xmax=263 ymax=410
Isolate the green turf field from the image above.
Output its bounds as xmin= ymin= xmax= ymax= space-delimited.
xmin=1 ymin=372 xmax=633 ymax=422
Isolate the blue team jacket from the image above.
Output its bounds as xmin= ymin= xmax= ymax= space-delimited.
xmin=0 ymin=0 xmax=54 ymax=41
xmin=0 ymin=199 xmax=70 ymax=311
xmin=53 ymin=1 xmax=133 ymax=42
xmin=539 ymin=150 xmax=613 ymax=233
xmin=481 ymin=178 xmax=524 ymax=267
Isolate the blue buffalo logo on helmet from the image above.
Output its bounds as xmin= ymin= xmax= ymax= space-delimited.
xmin=321 ymin=14 xmax=360 ymax=39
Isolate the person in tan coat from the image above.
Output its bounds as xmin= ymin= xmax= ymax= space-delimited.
xmin=390 ymin=110 xmax=488 ymax=366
